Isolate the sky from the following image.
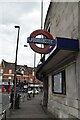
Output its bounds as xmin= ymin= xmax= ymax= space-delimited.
xmin=0 ymin=0 xmax=50 ymax=67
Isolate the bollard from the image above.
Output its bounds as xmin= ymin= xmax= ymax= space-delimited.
xmin=4 ymin=111 xmax=6 ymax=120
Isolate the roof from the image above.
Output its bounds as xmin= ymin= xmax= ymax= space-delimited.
xmin=1 ymin=59 xmax=33 ymax=74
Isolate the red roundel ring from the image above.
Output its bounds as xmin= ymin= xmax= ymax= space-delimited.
xmin=29 ymin=29 xmax=53 ymax=54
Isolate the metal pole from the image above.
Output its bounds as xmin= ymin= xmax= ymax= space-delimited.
xmin=41 ymin=0 xmax=43 ymax=58
xmin=33 ymin=52 xmax=36 ymax=97
xmin=41 ymin=0 xmax=43 ymax=30
xmin=13 ymin=26 xmax=20 ymax=110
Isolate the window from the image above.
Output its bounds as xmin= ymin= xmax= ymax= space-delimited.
xmin=0 ymin=69 xmax=3 ymax=74
xmin=9 ymin=69 xmax=12 ymax=74
xmin=52 ymin=70 xmax=66 ymax=94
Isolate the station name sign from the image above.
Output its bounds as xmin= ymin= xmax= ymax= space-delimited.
xmin=27 ymin=37 xmax=56 ymax=45
xmin=27 ymin=29 xmax=56 ymax=54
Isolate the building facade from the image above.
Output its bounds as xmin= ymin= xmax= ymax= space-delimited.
xmin=1 ymin=59 xmax=35 ymax=84
xmin=36 ymin=2 xmax=80 ymax=118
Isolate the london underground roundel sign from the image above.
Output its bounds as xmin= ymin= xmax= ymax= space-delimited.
xmin=27 ymin=29 xmax=55 ymax=54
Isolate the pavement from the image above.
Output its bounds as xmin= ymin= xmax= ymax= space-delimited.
xmin=7 ymin=92 xmax=54 ymax=119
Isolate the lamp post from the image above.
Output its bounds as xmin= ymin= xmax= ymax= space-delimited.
xmin=13 ymin=26 xmax=20 ymax=110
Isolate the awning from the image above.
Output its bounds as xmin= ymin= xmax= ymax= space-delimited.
xmin=36 ymin=37 xmax=79 ymax=81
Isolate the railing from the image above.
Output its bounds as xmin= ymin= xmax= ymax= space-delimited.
xmin=2 ymin=103 xmax=11 ymax=120
xmin=1 ymin=92 xmax=11 ymax=120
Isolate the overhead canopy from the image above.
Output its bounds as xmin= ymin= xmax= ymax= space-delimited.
xmin=36 ymin=37 xmax=79 ymax=81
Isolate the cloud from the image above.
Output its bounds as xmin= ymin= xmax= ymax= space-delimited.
xmin=1 ymin=2 xmax=40 ymax=25
xmin=0 ymin=0 xmax=50 ymax=2
xmin=0 ymin=1 xmax=50 ymax=67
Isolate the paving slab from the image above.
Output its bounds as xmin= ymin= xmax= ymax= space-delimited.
xmin=7 ymin=93 xmax=54 ymax=119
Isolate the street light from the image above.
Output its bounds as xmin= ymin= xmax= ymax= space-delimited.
xmin=13 ymin=25 xmax=20 ymax=110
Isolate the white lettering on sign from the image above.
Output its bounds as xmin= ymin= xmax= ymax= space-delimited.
xmin=27 ymin=37 xmax=56 ymax=45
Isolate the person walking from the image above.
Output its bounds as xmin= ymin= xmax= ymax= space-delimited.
xmin=15 ymin=94 xmax=21 ymax=109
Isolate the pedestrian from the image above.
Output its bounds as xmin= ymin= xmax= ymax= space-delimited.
xmin=2 ymin=84 xmax=5 ymax=92
xmin=17 ymin=94 xmax=21 ymax=108
xmin=8 ymin=85 xmax=12 ymax=94
xmin=15 ymin=93 xmax=21 ymax=109
xmin=15 ymin=93 xmax=17 ymax=109
xmin=27 ymin=87 xmax=31 ymax=100
xmin=28 ymin=92 xmax=31 ymax=99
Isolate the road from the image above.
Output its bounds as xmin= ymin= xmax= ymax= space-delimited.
xmin=2 ymin=93 xmax=10 ymax=111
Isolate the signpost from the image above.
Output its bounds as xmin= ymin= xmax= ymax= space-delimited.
xmin=27 ymin=29 xmax=56 ymax=54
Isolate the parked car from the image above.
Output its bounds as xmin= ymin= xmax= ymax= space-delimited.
xmin=27 ymin=90 xmax=33 ymax=94
xmin=27 ymin=89 xmax=39 ymax=94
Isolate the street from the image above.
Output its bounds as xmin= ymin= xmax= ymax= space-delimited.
xmin=2 ymin=93 xmax=10 ymax=111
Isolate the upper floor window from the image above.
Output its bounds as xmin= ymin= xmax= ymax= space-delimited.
xmin=9 ymin=69 xmax=12 ymax=74
xmin=52 ymin=70 xmax=66 ymax=94
xmin=0 ymin=69 xmax=3 ymax=74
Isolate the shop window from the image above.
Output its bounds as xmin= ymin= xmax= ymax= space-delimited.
xmin=52 ymin=70 xmax=66 ymax=94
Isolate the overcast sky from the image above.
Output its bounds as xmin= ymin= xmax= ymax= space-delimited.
xmin=0 ymin=0 xmax=50 ymax=67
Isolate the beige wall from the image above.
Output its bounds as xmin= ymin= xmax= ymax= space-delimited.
xmin=45 ymin=2 xmax=80 ymax=118
xmin=45 ymin=2 xmax=78 ymax=39
xmin=48 ymin=63 xmax=79 ymax=118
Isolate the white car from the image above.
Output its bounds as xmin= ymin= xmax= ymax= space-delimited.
xmin=27 ymin=89 xmax=39 ymax=94
xmin=27 ymin=90 xmax=33 ymax=94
